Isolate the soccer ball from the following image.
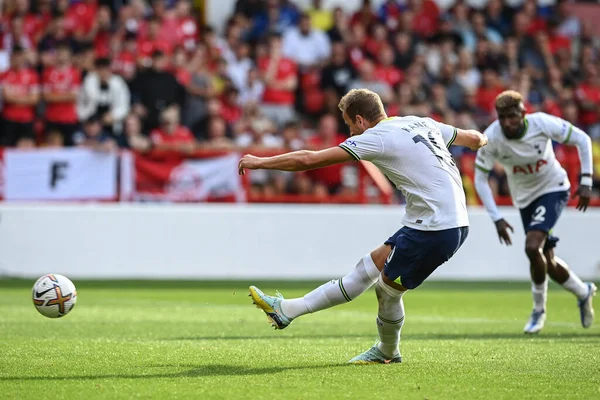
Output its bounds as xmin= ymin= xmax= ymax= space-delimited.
xmin=32 ymin=274 xmax=77 ymax=318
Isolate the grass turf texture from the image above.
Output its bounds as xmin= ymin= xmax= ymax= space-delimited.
xmin=0 ymin=280 xmax=599 ymax=399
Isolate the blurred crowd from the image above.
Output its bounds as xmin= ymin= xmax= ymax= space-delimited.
xmin=1 ymin=0 xmax=600 ymax=200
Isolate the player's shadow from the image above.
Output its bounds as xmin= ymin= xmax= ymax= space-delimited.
xmin=0 ymin=363 xmax=350 ymax=382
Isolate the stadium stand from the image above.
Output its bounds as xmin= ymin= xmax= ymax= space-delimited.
xmin=0 ymin=0 xmax=599 ymax=205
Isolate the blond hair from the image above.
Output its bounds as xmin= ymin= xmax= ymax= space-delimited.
xmin=495 ymin=90 xmax=524 ymax=110
xmin=338 ymin=89 xmax=386 ymax=122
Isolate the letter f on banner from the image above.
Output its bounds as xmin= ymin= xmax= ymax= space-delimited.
xmin=51 ymin=162 xmax=69 ymax=189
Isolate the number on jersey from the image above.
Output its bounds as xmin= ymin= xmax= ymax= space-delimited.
xmin=412 ymin=132 xmax=456 ymax=168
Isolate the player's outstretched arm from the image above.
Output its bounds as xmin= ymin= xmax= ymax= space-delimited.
xmin=452 ymin=129 xmax=488 ymax=150
xmin=474 ymin=166 xmax=513 ymax=245
xmin=238 ymin=147 xmax=354 ymax=174
xmin=565 ymin=127 xmax=593 ymax=212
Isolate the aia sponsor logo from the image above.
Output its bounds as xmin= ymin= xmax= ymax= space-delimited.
xmin=513 ymin=159 xmax=547 ymax=174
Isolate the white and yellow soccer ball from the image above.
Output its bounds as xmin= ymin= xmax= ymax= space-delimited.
xmin=32 ymin=274 xmax=78 ymax=318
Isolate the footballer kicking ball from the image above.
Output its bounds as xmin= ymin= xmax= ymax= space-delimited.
xmin=32 ymin=274 xmax=78 ymax=318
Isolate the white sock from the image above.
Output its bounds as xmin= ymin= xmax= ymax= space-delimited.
xmin=280 ymin=254 xmax=380 ymax=319
xmin=375 ymin=278 xmax=405 ymax=358
xmin=532 ymin=280 xmax=548 ymax=312
xmin=562 ymin=273 xmax=589 ymax=300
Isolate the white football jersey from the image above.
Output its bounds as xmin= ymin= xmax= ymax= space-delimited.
xmin=339 ymin=116 xmax=469 ymax=231
xmin=475 ymin=112 xmax=572 ymax=209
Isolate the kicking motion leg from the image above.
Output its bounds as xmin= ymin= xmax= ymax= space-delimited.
xmin=248 ymin=245 xmax=389 ymax=329
xmin=546 ymin=248 xmax=597 ymax=328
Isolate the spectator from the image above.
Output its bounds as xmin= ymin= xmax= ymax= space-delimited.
xmin=351 ymin=0 xmax=378 ymax=28
xmin=239 ymin=67 xmax=265 ymax=106
xmin=66 ymin=0 xmax=98 ymax=45
xmin=378 ymin=0 xmax=404 ymax=31
xmin=257 ymin=32 xmax=298 ymax=127
xmin=203 ymin=117 xmax=237 ymax=150
xmin=321 ymin=41 xmax=357 ymax=98
xmin=0 ymin=46 xmax=39 ymax=147
xmin=77 ymin=57 xmax=130 ymax=136
xmin=183 ymin=46 xmax=215 ymax=130
xmin=73 ymin=114 xmax=117 ymax=151
xmin=137 ymin=17 xmax=173 ymax=68
xmin=250 ymin=0 xmax=298 ymax=41
xmin=282 ymin=12 xmax=331 ymax=69
xmin=122 ymin=113 xmax=152 ymax=151
xmin=455 ymin=48 xmax=481 ymax=93
xmin=173 ymin=0 xmax=199 ymax=52
xmin=575 ymin=63 xmax=600 ymax=131
xmin=327 ymin=7 xmax=351 ymax=43
xmin=374 ymin=45 xmax=404 ymax=89
xmin=348 ymin=59 xmax=393 ymax=104
xmin=13 ymin=0 xmax=44 ymax=43
xmin=149 ymin=106 xmax=196 ymax=153
xmin=112 ymin=31 xmax=138 ymax=89
xmin=306 ymin=114 xmax=348 ymax=194
xmin=15 ymin=137 xmax=36 ymax=149
xmin=43 ymin=129 xmax=65 ymax=148
xmin=220 ymin=87 xmax=243 ymax=125
xmin=234 ymin=0 xmax=266 ymax=20
xmin=307 ymin=0 xmax=334 ymax=32
xmin=171 ymin=46 xmax=192 ymax=87
xmin=2 ymin=15 xmax=34 ymax=55
xmin=226 ymin=42 xmax=253 ymax=91
xmin=38 ymin=14 xmax=77 ymax=69
xmin=42 ymin=43 xmax=81 ymax=146
xmin=476 ymin=67 xmax=505 ymax=115
xmin=392 ymin=31 xmax=417 ymax=70
xmin=132 ymin=50 xmax=184 ymax=131
xmin=484 ymin=0 xmax=509 ymax=36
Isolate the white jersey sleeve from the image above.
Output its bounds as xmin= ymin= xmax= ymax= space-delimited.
xmin=536 ymin=113 xmax=575 ymax=144
xmin=535 ymin=113 xmax=594 ymax=176
xmin=339 ymin=132 xmax=384 ymax=161
xmin=431 ymin=120 xmax=458 ymax=148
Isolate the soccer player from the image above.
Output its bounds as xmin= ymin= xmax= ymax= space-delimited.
xmin=474 ymin=90 xmax=596 ymax=334
xmin=238 ymin=89 xmax=488 ymax=364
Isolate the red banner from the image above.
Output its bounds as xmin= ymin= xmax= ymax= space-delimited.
xmin=124 ymin=151 xmax=245 ymax=202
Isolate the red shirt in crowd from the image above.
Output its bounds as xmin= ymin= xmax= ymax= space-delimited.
xmin=138 ymin=37 xmax=173 ymax=59
xmin=66 ymin=0 xmax=97 ymax=37
xmin=42 ymin=65 xmax=81 ymax=124
xmin=374 ymin=64 xmax=403 ymax=87
xmin=176 ymin=17 xmax=199 ymax=50
xmin=220 ymin=100 xmax=242 ymax=125
xmin=575 ymin=83 xmax=600 ymax=126
xmin=412 ymin=0 xmax=440 ymax=38
xmin=257 ymin=56 xmax=297 ymax=106
xmin=150 ymin=125 xmax=195 ymax=146
xmin=306 ymin=134 xmax=348 ymax=188
xmin=476 ymin=85 xmax=505 ymax=114
xmin=19 ymin=13 xmax=44 ymax=43
xmin=1 ymin=68 xmax=39 ymax=122
xmin=549 ymin=34 xmax=570 ymax=55
xmin=113 ymin=50 xmax=137 ymax=80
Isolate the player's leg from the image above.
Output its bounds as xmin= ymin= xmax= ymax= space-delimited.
xmin=521 ymin=191 xmax=569 ymax=333
xmin=348 ymin=226 xmax=469 ymax=364
xmin=524 ymin=230 xmax=549 ymax=330
xmin=248 ymin=244 xmax=388 ymax=329
xmin=545 ymin=247 xmax=597 ymax=328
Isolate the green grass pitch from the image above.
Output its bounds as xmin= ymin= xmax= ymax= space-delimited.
xmin=0 ymin=279 xmax=599 ymax=399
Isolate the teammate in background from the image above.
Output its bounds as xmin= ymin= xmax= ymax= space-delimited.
xmin=238 ymin=89 xmax=487 ymax=364
xmin=474 ymin=90 xmax=596 ymax=334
